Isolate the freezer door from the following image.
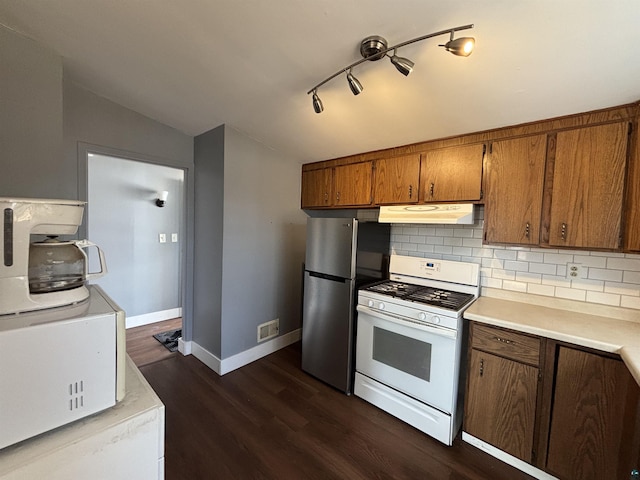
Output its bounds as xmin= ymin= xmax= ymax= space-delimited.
xmin=302 ymin=271 xmax=355 ymax=393
xmin=305 ymin=217 xmax=357 ymax=279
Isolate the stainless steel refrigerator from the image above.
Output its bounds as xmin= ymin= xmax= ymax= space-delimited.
xmin=302 ymin=217 xmax=390 ymax=394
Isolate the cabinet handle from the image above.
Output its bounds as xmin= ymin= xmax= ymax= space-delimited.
xmin=525 ymin=222 xmax=530 ymax=238
xmin=429 ymin=183 xmax=434 ymax=196
xmin=409 ymin=185 xmax=413 ymax=199
xmin=324 ymin=192 xmax=328 ymax=203
xmin=336 ymin=192 xmax=341 ymax=202
xmin=479 ymin=358 xmax=484 ymax=377
xmin=561 ymin=223 xmax=567 ymax=240
xmin=494 ymin=336 xmax=513 ymax=345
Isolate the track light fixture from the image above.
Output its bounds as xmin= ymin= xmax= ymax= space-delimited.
xmin=312 ymin=90 xmax=324 ymax=113
xmin=389 ymin=49 xmax=414 ymax=76
xmin=346 ymin=69 xmax=364 ymax=95
xmin=440 ymin=32 xmax=475 ymax=57
xmin=308 ymin=24 xmax=474 ymax=113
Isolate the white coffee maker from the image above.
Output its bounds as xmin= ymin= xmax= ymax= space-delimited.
xmin=0 ymin=197 xmax=124 ymax=450
xmin=0 ymin=197 xmax=106 ymax=315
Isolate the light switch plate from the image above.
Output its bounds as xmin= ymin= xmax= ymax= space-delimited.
xmin=171 ymin=233 xmax=178 ymax=242
xmin=159 ymin=233 xmax=166 ymax=243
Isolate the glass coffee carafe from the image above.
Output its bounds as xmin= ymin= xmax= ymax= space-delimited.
xmin=28 ymin=236 xmax=105 ymax=294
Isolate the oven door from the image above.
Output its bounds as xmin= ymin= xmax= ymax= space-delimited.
xmin=355 ymin=305 xmax=458 ymax=413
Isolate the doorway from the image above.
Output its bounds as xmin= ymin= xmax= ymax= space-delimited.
xmin=87 ymin=153 xmax=185 ymax=330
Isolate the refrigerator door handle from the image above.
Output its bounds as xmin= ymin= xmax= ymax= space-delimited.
xmin=308 ymin=271 xmax=347 ymax=283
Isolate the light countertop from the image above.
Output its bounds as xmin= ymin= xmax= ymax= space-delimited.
xmin=464 ymin=288 xmax=640 ymax=385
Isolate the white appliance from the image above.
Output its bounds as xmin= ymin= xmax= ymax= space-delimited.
xmin=378 ymin=203 xmax=475 ymax=224
xmin=354 ymin=254 xmax=479 ymax=445
xmin=0 ymin=197 xmax=106 ymax=315
xmin=0 ymin=285 xmax=126 ymax=450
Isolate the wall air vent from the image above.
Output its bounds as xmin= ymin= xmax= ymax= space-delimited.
xmin=257 ymin=319 xmax=279 ymax=342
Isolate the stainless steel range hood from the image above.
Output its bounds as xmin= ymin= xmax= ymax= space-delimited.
xmin=378 ymin=204 xmax=475 ymax=224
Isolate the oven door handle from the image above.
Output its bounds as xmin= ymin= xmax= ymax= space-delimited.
xmin=356 ymin=305 xmax=457 ymax=340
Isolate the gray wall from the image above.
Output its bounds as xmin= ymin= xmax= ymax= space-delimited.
xmin=221 ymin=127 xmax=306 ymax=358
xmin=64 ymin=81 xmax=195 ymax=337
xmin=193 ymin=125 xmax=306 ymax=360
xmin=2 ymin=23 xmax=308 ymax=358
xmin=0 ymin=25 xmax=64 ymax=198
xmin=88 ymin=154 xmax=184 ymax=318
xmin=1 ymin=24 xmax=195 ymax=337
xmin=193 ymin=125 xmax=225 ymax=356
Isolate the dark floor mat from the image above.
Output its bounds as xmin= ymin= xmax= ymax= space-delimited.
xmin=153 ymin=328 xmax=181 ymax=352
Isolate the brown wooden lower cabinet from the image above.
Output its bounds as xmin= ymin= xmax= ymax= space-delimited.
xmin=465 ymin=349 xmax=538 ymax=462
xmin=465 ymin=322 xmax=640 ymax=480
xmin=545 ymin=346 xmax=640 ymax=480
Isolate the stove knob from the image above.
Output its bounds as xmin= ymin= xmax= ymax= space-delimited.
xmin=418 ymin=312 xmax=427 ymax=321
xmin=432 ymin=316 xmax=441 ymax=324
xmin=367 ymin=300 xmax=374 ymax=308
xmin=378 ymin=302 xmax=385 ymax=310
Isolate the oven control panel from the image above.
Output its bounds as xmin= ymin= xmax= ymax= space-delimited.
xmin=389 ymin=255 xmax=479 ymax=286
xmin=358 ymin=294 xmax=460 ymax=331
xmin=420 ymin=260 xmax=441 ymax=274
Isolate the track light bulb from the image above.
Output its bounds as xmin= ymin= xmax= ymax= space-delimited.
xmin=389 ymin=50 xmax=414 ymax=76
xmin=442 ymin=37 xmax=475 ymax=57
xmin=346 ymin=70 xmax=363 ymax=95
xmin=312 ymin=91 xmax=323 ymax=113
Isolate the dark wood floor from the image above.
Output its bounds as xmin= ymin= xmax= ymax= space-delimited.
xmin=129 ymin=333 xmax=534 ymax=480
xmin=126 ymin=317 xmax=182 ymax=367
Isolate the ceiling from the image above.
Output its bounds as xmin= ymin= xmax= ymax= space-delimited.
xmin=1 ymin=1 xmax=639 ymax=163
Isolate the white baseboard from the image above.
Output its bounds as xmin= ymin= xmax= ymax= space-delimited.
xmin=126 ymin=308 xmax=182 ymax=329
xmin=185 ymin=328 xmax=301 ymax=376
xmin=462 ymin=432 xmax=558 ymax=480
xmin=189 ymin=341 xmax=221 ymax=372
xmin=177 ymin=337 xmax=191 ymax=355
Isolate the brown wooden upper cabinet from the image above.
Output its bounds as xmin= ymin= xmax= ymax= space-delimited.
xmin=624 ymin=121 xmax=640 ymax=252
xmin=301 ymin=161 xmax=373 ymax=208
xmin=333 ymin=161 xmax=373 ymax=207
xmin=484 ymin=134 xmax=547 ymax=245
xmin=420 ymin=143 xmax=485 ymax=202
xmin=548 ymin=122 xmax=629 ymax=249
xmin=373 ymin=154 xmax=420 ymax=205
xmin=301 ymin=167 xmax=333 ymax=208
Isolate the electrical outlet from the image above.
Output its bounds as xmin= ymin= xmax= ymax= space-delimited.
xmin=566 ymin=263 xmax=583 ymax=279
xmin=159 ymin=233 xmax=166 ymax=243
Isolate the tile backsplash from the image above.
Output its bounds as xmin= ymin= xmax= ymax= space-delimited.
xmin=380 ymin=206 xmax=640 ymax=311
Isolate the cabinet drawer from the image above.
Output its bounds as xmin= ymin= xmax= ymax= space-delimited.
xmin=471 ymin=323 xmax=540 ymax=366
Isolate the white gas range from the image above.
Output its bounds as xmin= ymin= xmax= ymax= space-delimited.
xmin=354 ymin=254 xmax=479 ymax=446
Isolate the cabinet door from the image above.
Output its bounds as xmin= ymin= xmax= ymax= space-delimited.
xmin=546 ymin=346 xmax=640 ymax=480
xmin=420 ymin=143 xmax=484 ymax=202
xmin=549 ymin=122 xmax=628 ymax=249
xmin=484 ymin=134 xmax=547 ymax=245
xmin=334 ymin=162 xmax=372 ymax=207
xmin=625 ymin=124 xmax=640 ymax=251
xmin=373 ymin=154 xmax=420 ymax=205
xmin=301 ymin=168 xmax=333 ymax=208
xmin=465 ymin=349 xmax=538 ymax=462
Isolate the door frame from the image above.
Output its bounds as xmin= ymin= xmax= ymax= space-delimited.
xmin=77 ymin=142 xmax=194 ymax=344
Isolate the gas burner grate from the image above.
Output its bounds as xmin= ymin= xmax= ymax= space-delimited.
xmin=364 ymin=281 xmax=475 ymax=311
xmin=406 ymin=288 xmax=475 ymax=311
xmin=364 ymin=281 xmax=422 ymax=298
